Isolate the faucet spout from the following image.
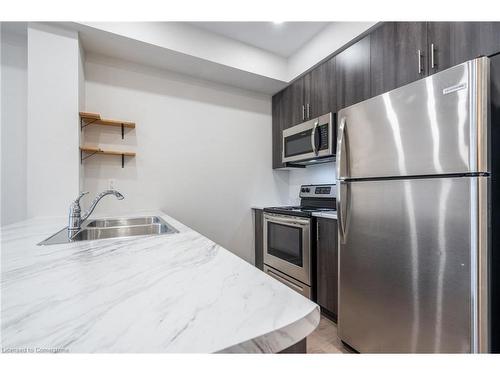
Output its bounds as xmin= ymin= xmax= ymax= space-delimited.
xmin=68 ymin=190 xmax=124 ymax=238
xmin=81 ymin=190 xmax=124 ymax=222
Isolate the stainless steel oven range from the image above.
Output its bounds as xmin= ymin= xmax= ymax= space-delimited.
xmin=263 ymin=184 xmax=336 ymax=299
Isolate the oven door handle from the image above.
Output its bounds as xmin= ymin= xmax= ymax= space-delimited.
xmin=264 ymin=214 xmax=310 ymax=227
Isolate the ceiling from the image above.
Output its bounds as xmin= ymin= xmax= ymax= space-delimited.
xmin=188 ymin=22 xmax=330 ymax=58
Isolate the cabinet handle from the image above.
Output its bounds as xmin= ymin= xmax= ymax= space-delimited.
xmin=306 ymin=103 xmax=310 ymax=119
xmin=417 ymin=49 xmax=423 ymax=74
xmin=317 ymin=222 xmax=320 ymax=242
xmin=302 ymin=105 xmax=305 ymax=121
xmin=431 ymin=43 xmax=436 ymax=69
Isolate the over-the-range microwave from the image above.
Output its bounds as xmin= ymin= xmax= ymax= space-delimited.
xmin=282 ymin=112 xmax=334 ymax=165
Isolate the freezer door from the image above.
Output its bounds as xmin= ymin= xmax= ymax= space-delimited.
xmin=337 ymin=176 xmax=488 ymax=353
xmin=336 ymin=57 xmax=489 ymax=180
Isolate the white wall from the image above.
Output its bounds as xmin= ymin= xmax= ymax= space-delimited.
xmin=82 ymin=54 xmax=290 ymax=263
xmin=78 ymin=39 xmax=86 ymax=192
xmin=26 ymin=23 xmax=81 ymax=218
xmin=288 ymin=163 xmax=336 ymax=205
xmin=288 ymin=22 xmax=377 ymax=80
xmin=1 ymin=25 xmax=27 ymax=225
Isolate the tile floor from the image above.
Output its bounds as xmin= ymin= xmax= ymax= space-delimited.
xmin=307 ymin=314 xmax=353 ymax=354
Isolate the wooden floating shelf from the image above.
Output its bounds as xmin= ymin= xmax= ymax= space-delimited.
xmin=80 ymin=146 xmax=136 ymax=156
xmin=80 ymin=112 xmax=136 ymax=129
xmin=80 ymin=146 xmax=136 ymax=168
xmin=80 ymin=111 xmax=135 ymax=140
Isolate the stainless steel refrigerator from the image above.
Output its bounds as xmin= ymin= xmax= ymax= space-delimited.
xmin=336 ymin=57 xmax=490 ymax=353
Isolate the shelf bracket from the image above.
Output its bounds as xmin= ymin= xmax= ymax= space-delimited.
xmin=81 ymin=149 xmax=99 ymax=163
xmin=80 ymin=118 xmax=98 ymax=131
xmin=121 ymin=124 xmax=125 ymax=139
xmin=80 ymin=148 xmax=130 ymax=168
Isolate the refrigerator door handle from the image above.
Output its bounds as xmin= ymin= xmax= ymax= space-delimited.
xmin=337 ymin=117 xmax=347 ymax=179
xmin=338 ymin=180 xmax=348 ymax=243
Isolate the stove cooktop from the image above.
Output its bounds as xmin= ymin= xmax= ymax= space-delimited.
xmin=264 ymin=184 xmax=336 ymax=218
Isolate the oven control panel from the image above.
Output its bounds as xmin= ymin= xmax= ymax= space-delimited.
xmin=299 ymin=184 xmax=336 ymax=198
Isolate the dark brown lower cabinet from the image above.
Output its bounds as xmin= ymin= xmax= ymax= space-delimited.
xmin=279 ymin=338 xmax=307 ymax=354
xmin=316 ymin=218 xmax=338 ymax=319
xmin=253 ymin=209 xmax=264 ymax=271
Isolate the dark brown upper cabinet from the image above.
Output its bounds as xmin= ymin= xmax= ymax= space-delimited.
xmin=336 ymin=35 xmax=371 ymax=111
xmin=288 ymin=59 xmax=336 ymax=126
xmin=271 ymin=91 xmax=284 ymax=169
xmin=427 ymin=22 xmax=500 ymax=74
xmin=272 ymin=88 xmax=293 ymax=169
xmin=272 ymin=22 xmax=500 ymax=170
xmin=290 ymin=76 xmax=306 ymax=126
xmin=370 ymin=22 xmax=428 ymax=97
xmin=308 ymin=57 xmax=336 ymax=118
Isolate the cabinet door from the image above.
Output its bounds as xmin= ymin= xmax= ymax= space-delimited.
xmin=290 ymin=76 xmax=306 ymax=126
xmin=316 ymin=218 xmax=338 ymax=317
xmin=426 ymin=22 xmax=452 ymax=74
xmin=254 ymin=209 xmax=264 ymax=270
xmin=428 ymin=22 xmax=500 ymax=74
xmin=271 ymin=91 xmax=285 ymax=169
xmin=371 ymin=22 xmax=428 ymax=97
xmin=308 ymin=57 xmax=336 ymax=118
xmin=336 ymin=35 xmax=371 ymax=111
xmin=271 ymin=91 xmax=283 ymax=169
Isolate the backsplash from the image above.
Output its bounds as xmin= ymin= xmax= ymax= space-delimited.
xmin=288 ymin=162 xmax=336 ymax=205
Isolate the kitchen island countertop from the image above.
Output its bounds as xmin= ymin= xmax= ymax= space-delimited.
xmin=1 ymin=210 xmax=319 ymax=353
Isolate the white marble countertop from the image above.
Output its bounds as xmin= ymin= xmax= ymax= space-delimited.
xmin=312 ymin=211 xmax=338 ymax=220
xmin=1 ymin=210 xmax=319 ymax=353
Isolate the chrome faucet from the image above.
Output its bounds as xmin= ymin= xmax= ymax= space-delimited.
xmin=68 ymin=190 xmax=124 ymax=237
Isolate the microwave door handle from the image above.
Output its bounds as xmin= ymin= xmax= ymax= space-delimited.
xmin=311 ymin=121 xmax=319 ymax=155
xmin=315 ymin=122 xmax=321 ymax=152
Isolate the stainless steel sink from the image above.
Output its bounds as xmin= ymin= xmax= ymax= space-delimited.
xmin=85 ymin=216 xmax=163 ymax=228
xmin=38 ymin=216 xmax=178 ymax=245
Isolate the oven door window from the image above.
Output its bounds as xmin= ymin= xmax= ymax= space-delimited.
xmin=267 ymin=222 xmax=303 ymax=267
xmin=284 ymin=129 xmax=313 ymax=158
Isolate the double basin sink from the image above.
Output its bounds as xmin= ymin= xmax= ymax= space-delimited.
xmin=39 ymin=216 xmax=178 ymax=245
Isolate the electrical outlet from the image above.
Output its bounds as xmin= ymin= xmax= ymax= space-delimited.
xmin=108 ymin=179 xmax=116 ymax=190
